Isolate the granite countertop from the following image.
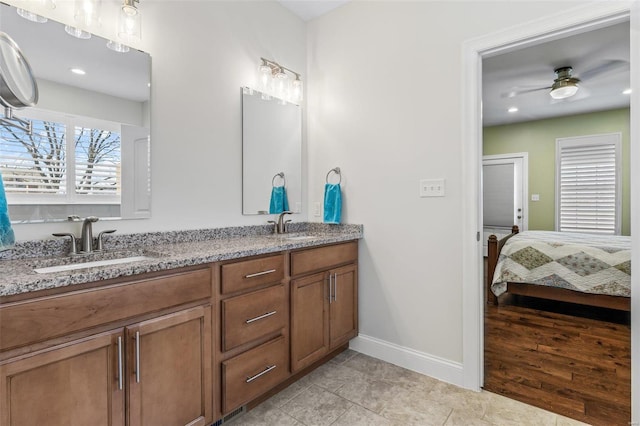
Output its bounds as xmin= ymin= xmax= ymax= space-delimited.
xmin=0 ymin=223 xmax=363 ymax=298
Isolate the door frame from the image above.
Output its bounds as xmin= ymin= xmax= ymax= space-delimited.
xmin=460 ymin=1 xmax=639 ymax=422
xmin=482 ymin=152 xmax=529 ymax=233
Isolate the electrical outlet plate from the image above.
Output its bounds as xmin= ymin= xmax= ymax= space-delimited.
xmin=419 ymin=179 xmax=445 ymax=197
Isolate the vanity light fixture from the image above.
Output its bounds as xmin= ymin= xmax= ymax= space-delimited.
xmin=118 ymin=0 xmax=142 ymax=43
xmin=257 ymin=58 xmax=303 ymax=104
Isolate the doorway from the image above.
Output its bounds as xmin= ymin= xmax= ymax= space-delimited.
xmin=460 ymin=2 xmax=638 ymax=423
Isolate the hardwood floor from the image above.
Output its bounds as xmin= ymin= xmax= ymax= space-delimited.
xmin=484 ymin=296 xmax=631 ymax=426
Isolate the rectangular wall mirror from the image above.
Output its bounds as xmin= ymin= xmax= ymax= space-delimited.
xmin=0 ymin=3 xmax=151 ymax=223
xmin=242 ymin=88 xmax=302 ymax=215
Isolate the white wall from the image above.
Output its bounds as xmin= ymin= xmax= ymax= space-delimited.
xmin=6 ymin=0 xmax=306 ymax=240
xmin=306 ymin=1 xmax=590 ymax=369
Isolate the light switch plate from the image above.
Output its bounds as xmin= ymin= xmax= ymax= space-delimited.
xmin=420 ymin=179 xmax=445 ymax=197
xmin=314 ymin=202 xmax=321 ymax=217
xmin=531 ymin=194 xmax=540 ymax=201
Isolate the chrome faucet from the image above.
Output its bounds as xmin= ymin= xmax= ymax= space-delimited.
xmin=80 ymin=216 xmax=99 ymax=253
xmin=275 ymin=211 xmax=293 ymax=234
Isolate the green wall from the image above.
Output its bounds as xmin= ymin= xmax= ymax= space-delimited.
xmin=483 ymin=108 xmax=630 ymax=235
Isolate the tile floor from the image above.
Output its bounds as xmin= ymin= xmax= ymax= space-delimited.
xmin=228 ymin=350 xmax=591 ymax=426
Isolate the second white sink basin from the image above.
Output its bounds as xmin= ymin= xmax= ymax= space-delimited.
xmin=33 ymin=256 xmax=153 ymax=274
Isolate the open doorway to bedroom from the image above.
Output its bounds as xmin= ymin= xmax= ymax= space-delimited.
xmin=480 ymin=17 xmax=631 ymax=425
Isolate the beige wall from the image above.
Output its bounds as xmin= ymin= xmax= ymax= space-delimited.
xmin=484 ymin=108 xmax=630 ymax=235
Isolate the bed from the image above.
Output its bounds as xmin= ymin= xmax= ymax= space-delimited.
xmin=487 ymin=226 xmax=631 ymax=311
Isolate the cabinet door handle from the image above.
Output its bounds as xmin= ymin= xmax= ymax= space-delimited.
xmin=246 ymin=365 xmax=276 ymax=383
xmin=328 ymin=274 xmax=333 ymax=304
xmin=333 ymin=273 xmax=338 ymax=302
xmin=246 ymin=311 xmax=277 ymax=324
xmin=245 ymin=269 xmax=276 ymax=279
xmin=135 ymin=331 xmax=141 ymax=383
xmin=117 ymin=336 xmax=123 ymax=390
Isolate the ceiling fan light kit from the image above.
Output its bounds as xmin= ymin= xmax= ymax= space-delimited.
xmin=549 ymin=66 xmax=580 ymax=99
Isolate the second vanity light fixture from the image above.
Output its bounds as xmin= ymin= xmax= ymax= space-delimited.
xmin=258 ymin=58 xmax=303 ymax=104
xmin=16 ymin=0 xmax=143 ymax=49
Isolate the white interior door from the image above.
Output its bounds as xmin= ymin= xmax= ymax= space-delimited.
xmin=482 ymin=153 xmax=528 ymax=252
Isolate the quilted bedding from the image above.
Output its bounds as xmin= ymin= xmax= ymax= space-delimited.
xmin=491 ymin=231 xmax=631 ymax=298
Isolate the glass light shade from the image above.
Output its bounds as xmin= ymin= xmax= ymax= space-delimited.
xmin=550 ymin=82 xmax=578 ymax=99
xmin=258 ymin=64 xmax=272 ymax=93
xmin=74 ymin=0 xmax=102 ymax=27
xmin=291 ymin=77 xmax=303 ymax=103
xmin=118 ymin=4 xmax=141 ymax=42
xmin=106 ymin=40 xmax=130 ymax=53
xmin=64 ymin=25 xmax=92 ymax=39
xmin=273 ymin=69 xmax=289 ymax=100
xmin=16 ymin=8 xmax=48 ymax=23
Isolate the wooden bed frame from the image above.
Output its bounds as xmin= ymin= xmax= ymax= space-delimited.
xmin=486 ymin=226 xmax=631 ymax=312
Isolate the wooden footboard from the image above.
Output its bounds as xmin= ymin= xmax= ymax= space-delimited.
xmin=486 ymin=225 xmax=519 ymax=304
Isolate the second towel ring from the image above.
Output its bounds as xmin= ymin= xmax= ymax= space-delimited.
xmin=272 ymin=172 xmax=286 ymax=187
xmin=326 ymin=167 xmax=341 ymax=184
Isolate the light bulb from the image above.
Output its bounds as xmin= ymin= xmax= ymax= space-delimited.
xmin=106 ymin=40 xmax=130 ymax=53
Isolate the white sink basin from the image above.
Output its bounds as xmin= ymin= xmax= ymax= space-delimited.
xmin=33 ymin=256 xmax=153 ymax=274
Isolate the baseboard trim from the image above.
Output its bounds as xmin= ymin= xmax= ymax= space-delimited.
xmin=349 ymin=334 xmax=464 ymax=387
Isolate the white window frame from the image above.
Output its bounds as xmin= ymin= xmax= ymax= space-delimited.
xmin=1 ymin=108 xmax=121 ymax=206
xmin=555 ymin=132 xmax=622 ymax=235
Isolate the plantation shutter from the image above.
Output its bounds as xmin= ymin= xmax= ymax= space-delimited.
xmin=556 ymin=134 xmax=621 ymax=235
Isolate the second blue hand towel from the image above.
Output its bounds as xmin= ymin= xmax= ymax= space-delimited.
xmin=323 ymin=183 xmax=342 ymax=224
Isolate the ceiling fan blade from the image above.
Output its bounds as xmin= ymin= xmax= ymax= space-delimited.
xmin=500 ymin=86 xmax=550 ymax=98
xmin=579 ymin=59 xmax=629 ymax=80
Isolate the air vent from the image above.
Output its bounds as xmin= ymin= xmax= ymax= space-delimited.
xmin=211 ymin=406 xmax=247 ymax=426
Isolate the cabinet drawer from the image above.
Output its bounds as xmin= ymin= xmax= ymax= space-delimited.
xmin=0 ymin=268 xmax=212 ymax=352
xmin=222 ymin=285 xmax=286 ymax=352
xmin=291 ymin=241 xmax=358 ymax=277
xmin=222 ymin=335 xmax=288 ymax=414
xmin=220 ymin=254 xmax=284 ymax=294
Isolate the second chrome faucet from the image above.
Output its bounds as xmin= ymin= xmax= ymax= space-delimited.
xmin=53 ymin=216 xmax=116 ymax=255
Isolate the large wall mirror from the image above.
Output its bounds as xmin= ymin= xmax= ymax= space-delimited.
xmin=242 ymin=88 xmax=302 ymax=215
xmin=0 ymin=3 xmax=151 ymax=223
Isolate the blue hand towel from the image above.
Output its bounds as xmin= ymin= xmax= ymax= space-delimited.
xmin=0 ymin=170 xmax=15 ymax=250
xmin=323 ymin=183 xmax=342 ymax=224
xmin=269 ymin=186 xmax=289 ymax=214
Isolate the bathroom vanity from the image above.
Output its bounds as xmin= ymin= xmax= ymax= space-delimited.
xmin=0 ymin=224 xmax=361 ymax=426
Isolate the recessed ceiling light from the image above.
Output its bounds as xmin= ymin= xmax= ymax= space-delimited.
xmin=623 ymin=88 xmax=632 ymax=95
xmin=508 ymin=107 xmax=518 ymax=113
xmin=70 ymin=68 xmax=86 ymax=75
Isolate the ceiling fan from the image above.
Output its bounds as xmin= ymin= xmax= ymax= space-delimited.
xmin=502 ymin=60 xmax=628 ymax=100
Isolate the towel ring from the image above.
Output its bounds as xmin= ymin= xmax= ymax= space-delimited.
xmin=326 ymin=167 xmax=341 ymax=184
xmin=272 ymin=172 xmax=286 ymax=187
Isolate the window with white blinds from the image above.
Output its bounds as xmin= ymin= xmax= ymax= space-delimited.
xmin=0 ymin=110 xmax=121 ymax=204
xmin=555 ymin=133 xmax=621 ymax=235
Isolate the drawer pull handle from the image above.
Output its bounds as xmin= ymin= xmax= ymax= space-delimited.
xmin=245 ymin=269 xmax=277 ymax=279
xmin=117 ymin=336 xmax=123 ymax=390
xmin=246 ymin=311 xmax=277 ymax=324
xmin=246 ymin=365 xmax=277 ymax=383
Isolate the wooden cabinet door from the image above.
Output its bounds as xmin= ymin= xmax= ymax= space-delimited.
xmin=127 ymin=305 xmax=212 ymax=426
xmin=329 ymin=264 xmax=358 ymax=349
xmin=0 ymin=329 xmax=125 ymax=426
xmin=290 ymin=272 xmax=329 ymax=372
